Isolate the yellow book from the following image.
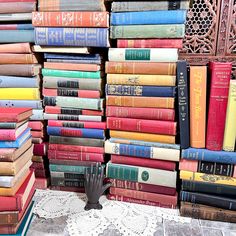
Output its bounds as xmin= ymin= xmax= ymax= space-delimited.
xmin=0 ymin=88 xmax=40 ymax=100
xmin=107 ymin=74 xmax=176 ymax=86
xmin=180 ymin=170 xmax=236 ymax=186
xmin=110 ymin=130 xmax=175 ymax=144
xmin=223 ymin=80 xmax=236 ymax=151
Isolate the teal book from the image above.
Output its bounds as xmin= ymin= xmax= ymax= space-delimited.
xmin=49 ymin=164 xmax=104 ymax=173
xmin=0 ymin=30 xmax=34 ymax=43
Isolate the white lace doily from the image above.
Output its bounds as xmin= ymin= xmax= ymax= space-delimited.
xmin=33 ymin=190 xmax=191 ymax=236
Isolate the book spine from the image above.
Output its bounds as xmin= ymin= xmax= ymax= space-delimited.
xmin=105 ymin=61 xmax=176 ymax=75
xmin=223 ymin=80 xmax=236 ymax=151
xmin=29 ymin=121 xmax=44 ymax=131
xmin=107 ymin=194 xmax=175 ymax=208
xmin=31 ymin=162 xmax=44 ymax=170
xmin=108 ymin=48 xmax=178 ymax=62
xmin=110 ymin=24 xmax=185 ymax=39
xmin=48 ymin=143 xmax=104 ymax=153
xmin=107 ymin=73 xmax=176 ymax=86
xmin=50 ymin=164 xmax=88 ymax=173
xmin=107 ymin=96 xmax=175 ymax=108
xmin=0 ymin=24 xmax=33 ymax=30
xmin=117 ymin=39 xmax=183 ymax=48
xmin=35 ymin=28 xmax=109 ymax=47
xmin=50 ymin=185 xmax=85 ymax=193
xmin=108 ymin=178 xmax=176 ymax=195
xmin=106 ymin=85 xmax=176 ymax=97
xmin=0 ymin=54 xmax=37 ymax=64
xmin=106 ymin=106 xmax=175 ymax=121
xmin=180 ymin=191 xmax=236 ymax=210
xmin=47 ymin=127 xmax=104 ymax=139
xmin=206 ymin=62 xmax=232 ymax=151
xmin=0 ymin=88 xmax=39 ymax=100
xmin=177 ymin=61 xmax=190 ymax=149
xmin=0 ymin=197 xmax=17 ymax=211
xmin=50 ymin=171 xmax=84 ymax=180
xmin=0 ymin=2 xmax=36 ymax=13
xmin=0 ymin=42 xmax=31 ymax=53
xmin=111 ymin=155 xmax=176 ymax=170
xmin=48 ymin=150 xmax=104 ymax=162
xmin=33 ymin=169 xmax=48 ymax=178
xmin=33 ymin=12 xmax=109 ymax=27
xmin=44 ymin=113 xmax=101 ymax=122
xmin=190 ymin=66 xmax=207 ymax=148
xmin=51 ymin=177 xmax=84 ymax=187
xmin=34 ymin=178 xmax=48 ymax=189
xmin=0 ymin=30 xmax=34 ymax=43
xmin=0 ymin=130 xmax=16 ymax=141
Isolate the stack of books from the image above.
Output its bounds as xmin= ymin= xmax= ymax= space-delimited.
xmin=179 ymin=62 xmax=236 ymax=222
xmin=105 ymin=1 xmax=189 ymax=207
xmin=32 ymin=0 xmax=109 ymax=192
xmin=0 ymin=0 xmax=35 ymax=43
xmin=0 ymin=108 xmax=35 ymax=235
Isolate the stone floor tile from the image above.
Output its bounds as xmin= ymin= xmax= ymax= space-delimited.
xmin=202 ymin=227 xmax=223 ymax=236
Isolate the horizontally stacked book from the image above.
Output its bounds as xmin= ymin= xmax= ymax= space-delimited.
xmin=32 ymin=0 xmax=109 ymax=192
xmin=179 ymin=62 xmax=236 ymax=222
xmin=0 ymin=108 xmax=35 ymax=235
xmin=105 ymin=0 xmax=189 ymax=207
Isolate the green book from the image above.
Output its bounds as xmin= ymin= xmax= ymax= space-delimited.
xmin=42 ymin=69 xmax=102 ymax=79
xmin=110 ymin=24 xmax=185 ymax=39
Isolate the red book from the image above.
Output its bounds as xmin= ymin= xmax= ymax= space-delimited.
xmin=31 ymin=130 xmax=45 ymax=138
xmin=117 ymin=39 xmax=183 ymax=48
xmin=107 ymin=117 xmax=177 ymax=135
xmin=0 ymin=108 xmax=32 ymax=122
xmin=28 ymin=121 xmax=44 ymax=130
xmin=33 ymin=143 xmax=47 ymax=156
xmin=50 ymin=186 xmax=85 ymax=193
xmin=0 ymin=171 xmax=35 ymax=212
xmin=30 ymin=162 xmax=45 ymax=170
xmin=106 ymin=106 xmax=175 ymax=121
xmin=111 ymin=155 xmax=175 ymax=171
xmin=34 ymin=177 xmax=48 ymax=189
xmin=45 ymin=106 xmax=104 ymax=116
xmin=48 ymin=143 xmax=104 ymax=154
xmin=107 ymin=178 xmax=176 ymax=195
xmin=206 ymin=62 xmax=232 ymax=151
xmin=109 ymin=187 xmax=177 ymax=206
xmin=32 ymin=169 xmax=48 ymax=178
xmin=48 ymin=120 xmax=106 ymax=130
xmin=43 ymin=88 xmax=101 ymax=98
xmin=48 ymin=149 xmax=104 ymax=162
xmin=107 ymin=194 xmax=176 ymax=208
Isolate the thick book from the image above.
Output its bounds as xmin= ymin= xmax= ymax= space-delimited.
xmin=223 ymin=80 xmax=236 ymax=151
xmin=182 ymin=180 xmax=236 ymax=197
xmin=117 ymin=39 xmax=183 ymax=49
xmin=0 ymin=30 xmax=34 ymax=43
xmin=106 ymin=61 xmax=176 ymax=75
xmin=0 ymin=76 xmax=39 ymax=88
xmin=177 ymin=60 xmax=190 ymax=149
xmin=51 ymin=177 xmax=84 ymax=188
xmin=32 ymin=11 xmax=109 ymax=27
xmin=180 ymin=202 xmax=236 ymax=223
xmin=108 ymin=178 xmax=176 ymax=195
xmin=105 ymin=140 xmax=179 ymax=161
xmin=106 ymin=106 xmax=175 ymax=121
xmin=110 ymin=24 xmax=185 ymax=39
xmin=190 ymin=66 xmax=207 ymax=148
xmin=108 ymin=48 xmax=178 ymax=62
xmin=112 ymin=1 xmax=190 ymax=12
xmin=111 ymin=155 xmax=176 ymax=171
xmin=33 ymin=143 xmax=47 ymax=156
xmin=107 ymin=96 xmax=175 ymax=108
xmin=106 ymin=161 xmax=177 ymax=188
xmin=111 ymin=10 xmax=186 ymax=25
xmin=47 ymin=126 xmax=105 ymax=139
xmin=107 ymin=74 xmax=176 ymax=86
xmin=180 ymin=191 xmax=236 ymax=211
xmin=38 ymin=0 xmax=106 ymax=11
xmin=106 ymin=85 xmax=176 ymax=97
xmin=0 ymin=54 xmax=38 ymax=64
xmin=107 ymin=117 xmax=176 ymax=135
xmin=206 ymin=62 xmax=232 ymax=151
xmin=0 ymin=24 xmax=33 ymax=30
xmin=0 ymin=2 xmax=36 ymax=13
xmin=110 ymin=130 xmax=175 ymax=144
xmin=182 ymin=147 xmax=236 ymax=164
xmin=0 ymin=43 xmax=32 ymax=54
xmin=0 ymin=108 xmax=32 ymax=122
xmin=35 ymin=28 xmax=109 ymax=47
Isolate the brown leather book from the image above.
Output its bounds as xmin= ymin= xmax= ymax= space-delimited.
xmin=0 ymin=54 xmax=38 ymax=64
xmin=0 ymin=2 xmax=36 ymax=14
xmin=0 ymin=64 xmax=41 ymax=76
xmin=0 ymin=43 xmax=32 ymax=54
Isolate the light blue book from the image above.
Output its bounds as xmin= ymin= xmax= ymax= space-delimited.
xmin=0 ymin=76 xmax=39 ymax=88
xmin=0 ymin=30 xmax=34 ymax=43
xmin=0 ymin=100 xmax=42 ymax=109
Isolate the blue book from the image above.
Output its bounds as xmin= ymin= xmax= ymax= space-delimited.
xmin=44 ymin=53 xmax=101 ymax=60
xmin=2 ymin=201 xmax=35 ymax=236
xmin=0 ymin=30 xmax=34 ymax=43
xmin=182 ymin=148 xmax=236 ymax=164
xmin=111 ymin=10 xmax=187 ymax=25
xmin=47 ymin=126 xmax=105 ymax=139
xmin=0 ymin=100 xmax=42 ymax=109
xmin=0 ymin=76 xmax=38 ymax=88
xmin=35 ymin=28 xmax=110 ymax=47
xmin=106 ymin=85 xmax=176 ymax=97
xmin=16 ymin=24 xmax=34 ymax=30
xmin=0 ymin=129 xmax=31 ymax=148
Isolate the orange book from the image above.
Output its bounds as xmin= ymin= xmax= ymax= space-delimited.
xmin=44 ymin=62 xmax=101 ymax=72
xmin=0 ymin=43 xmax=32 ymax=54
xmin=0 ymin=54 xmax=38 ymax=64
xmin=106 ymin=96 xmax=174 ymax=108
xmin=105 ymin=62 xmax=176 ymax=75
xmin=190 ymin=66 xmax=207 ymax=148
xmin=32 ymin=11 xmax=109 ymax=27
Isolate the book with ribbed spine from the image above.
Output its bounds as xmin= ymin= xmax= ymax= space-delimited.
xmin=0 ymin=54 xmax=38 ymax=64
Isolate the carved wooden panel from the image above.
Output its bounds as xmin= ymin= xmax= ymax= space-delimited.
xmin=180 ymin=0 xmax=221 ymax=56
